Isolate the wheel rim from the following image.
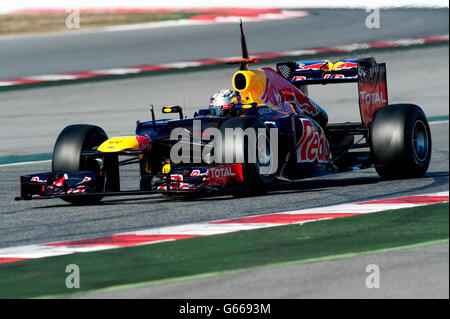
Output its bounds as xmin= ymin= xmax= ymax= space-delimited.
xmin=411 ymin=119 xmax=429 ymax=162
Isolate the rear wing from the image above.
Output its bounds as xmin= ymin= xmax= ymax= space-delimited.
xmin=276 ymin=57 xmax=388 ymax=126
xmin=277 ymin=59 xmax=358 ymax=85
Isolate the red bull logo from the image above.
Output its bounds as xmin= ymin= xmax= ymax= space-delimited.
xmin=136 ymin=136 xmax=151 ymax=151
xmin=296 ymin=119 xmax=332 ymax=164
xmin=259 ymin=68 xmax=320 ymax=116
xmin=297 ymin=62 xmax=328 ymax=71
xmin=333 ymin=61 xmax=358 ymax=71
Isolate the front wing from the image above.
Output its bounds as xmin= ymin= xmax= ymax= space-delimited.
xmin=15 ymin=164 xmax=245 ymax=201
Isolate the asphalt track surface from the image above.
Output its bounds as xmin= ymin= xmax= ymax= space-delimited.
xmin=0 ymin=46 xmax=448 ymax=157
xmin=82 ymin=242 xmax=449 ymax=299
xmin=0 ymin=46 xmax=448 ymax=247
xmin=0 ymin=8 xmax=448 ymax=79
xmin=1 ymin=120 xmax=448 ymax=298
xmin=1 ymin=120 xmax=448 ymax=249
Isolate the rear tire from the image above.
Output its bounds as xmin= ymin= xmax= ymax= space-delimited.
xmin=52 ymin=124 xmax=108 ymax=204
xmin=370 ymin=104 xmax=431 ymax=179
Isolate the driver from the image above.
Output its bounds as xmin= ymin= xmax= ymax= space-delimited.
xmin=209 ymin=89 xmax=241 ymax=117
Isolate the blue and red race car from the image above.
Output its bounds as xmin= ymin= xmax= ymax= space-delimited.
xmin=16 ymin=23 xmax=432 ymax=204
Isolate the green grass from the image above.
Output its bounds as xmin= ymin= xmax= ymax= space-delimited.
xmin=0 ymin=153 xmax=52 ymax=165
xmin=0 ymin=203 xmax=448 ymax=298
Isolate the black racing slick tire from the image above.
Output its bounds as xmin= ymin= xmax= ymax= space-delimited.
xmin=370 ymin=104 xmax=431 ymax=179
xmin=218 ymin=117 xmax=277 ymax=190
xmin=52 ymin=124 xmax=108 ymax=204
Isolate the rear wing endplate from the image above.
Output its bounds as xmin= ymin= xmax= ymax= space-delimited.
xmin=357 ymin=58 xmax=388 ymax=126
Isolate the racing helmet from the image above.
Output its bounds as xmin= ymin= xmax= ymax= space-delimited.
xmin=209 ymin=89 xmax=240 ymax=117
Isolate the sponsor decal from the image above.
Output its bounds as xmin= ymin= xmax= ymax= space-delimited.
xmin=297 ymin=62 xmax=328 ymax=71
xmin=190 ymin=170 xmax=200 ymax=177
xmin=296 ymin=118 xmax=332 ymax=164
xmin=157 ymin=182 xmax=204 ymax=191
xmin=359 ymin=91 xmax=387 ymax=105
xmin=136 ymin=136 xmax=151 ymax=151
xmin=332 ymin=61 xmax=358 ymax=71
xmin=157 ymin=174 xmax=201 ymax=191
xmin=259 ymin=68 xmax=320 ymax=116
xmin=357 ymin=59 xmax=388 ymax=126
xmin=53 ymin=174 xmax=68 ymax=187
xmin=79 ymin=177 xmax=92 ymax=184
xmin=66 ymin=186 xmax=88 ymax=194
xmin=209 ymin=164 xmax=244 ymax=186
xmin=31 ymin=176 xmax=46 ymax=183
xmin=258 ymin=106 xmax=274 ymax=116
xmin=170 ymin=174 xmax=183 ymax=182
xmin=190 ymin=169 xmax=209 ymax=177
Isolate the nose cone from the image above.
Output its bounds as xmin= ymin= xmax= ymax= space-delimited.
xmin=98 ymin=136 xmax=150 ymax=153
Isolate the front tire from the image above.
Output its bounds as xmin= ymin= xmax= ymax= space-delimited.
xmin=218 ymin=117 xmax=277 ymax=190
xmin=52 ymin=124 xmax=108 ymax=204
xmin=370 ymin=104 xmax=431 ymax=179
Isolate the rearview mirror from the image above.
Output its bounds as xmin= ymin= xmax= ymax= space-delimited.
xmin=162 ymin=105 xmax=184 ymax=119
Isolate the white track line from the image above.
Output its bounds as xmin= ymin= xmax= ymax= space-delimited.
xmin=0 ymin=34 xmax=447 ymax=88
xmin=0 ymin=160 xmax=51 ymax=168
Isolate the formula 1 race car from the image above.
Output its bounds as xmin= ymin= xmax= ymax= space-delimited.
xmin=16 ymin=23 xmax=432 ymax=204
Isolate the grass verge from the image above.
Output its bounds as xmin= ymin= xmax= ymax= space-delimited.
xmin=0 ymin=153 xmax=52 ymax=165
xmin=0 ymin=203 xmax=448 ymax=298
xmin=0 ymin=12 xmax=203 ymax=36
